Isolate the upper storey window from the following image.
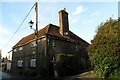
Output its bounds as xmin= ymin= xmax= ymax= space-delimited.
xmin=31 ymin=42 xmax=36 ymax=47
xmin=13 ymin=48 xmax=17 ymax=52
xmin=52 ymin=39 xmax=55 ymax=47
xmin=18 ymin=47 xmax=23 ymax=51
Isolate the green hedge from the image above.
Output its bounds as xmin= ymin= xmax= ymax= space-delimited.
xmin=88 ymin=18 xmax=120 ymax=78
xmin=55 ymin=54 xmax=81 ymax=76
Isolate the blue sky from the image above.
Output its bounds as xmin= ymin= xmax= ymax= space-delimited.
xmin=0 ymin=0 xmax=119 ymax=58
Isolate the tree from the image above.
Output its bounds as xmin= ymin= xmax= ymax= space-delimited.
xmin=88 ymin=18 xmax=120 ymax=78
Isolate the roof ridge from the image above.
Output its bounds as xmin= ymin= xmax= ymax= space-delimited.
xmin=14 ymin=24 xmax=50 ymax=47
xmin=46 ymin=23 xmax=51 ymax=34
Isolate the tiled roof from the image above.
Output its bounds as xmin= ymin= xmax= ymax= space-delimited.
xmin=14 ymin=23 xmax=89 ymax=47
xmin=47 ymin=24 xmax=62 ymax=37
xmin=14 ymin=24 xmax=62 ymax=47
xmin=14 ymin=24 xmax=49 ymax=47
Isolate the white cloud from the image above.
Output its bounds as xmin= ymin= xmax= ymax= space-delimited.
xmin=73 ymin=6 xmax=85 ymax=16
xmin=91 ymin=11 xmax=100 ymax=17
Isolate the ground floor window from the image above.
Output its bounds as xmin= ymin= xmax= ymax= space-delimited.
xmin=30 ymin=59 xmax=36 ymax=67
xmin=17 ymin=60 xmax=23 ymax=67
xmin=81 ymin=58 xmax=86 ymax=66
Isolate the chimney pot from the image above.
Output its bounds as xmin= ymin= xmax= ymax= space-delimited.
xmin=64 ymin=8 xmax=66 ymax=12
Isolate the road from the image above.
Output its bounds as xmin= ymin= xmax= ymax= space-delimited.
xmin=0 ymin=70 xmax=57 ymax=80
xmin=0 ymin=70 xmax=39 ymax=80
xmin=0 ymin=70 xmax=98 ymax=80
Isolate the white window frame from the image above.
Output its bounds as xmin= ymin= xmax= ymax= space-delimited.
xmin=17 ymin=60 xmax=23 ymax=67
xmin=32 ymin=51 xmax=35 ymax=54
xmin=52 ymin=40 xmax=55 ymax=47
xmin=81 ymin=58 xmax=86 ymax=66
xmin=30 ymin=59 xmax=36 ymax=67
xmin=19 ymin=47 xmax=23 ymax=51
xmin=13 ymin=49 xmax=17 ymax=52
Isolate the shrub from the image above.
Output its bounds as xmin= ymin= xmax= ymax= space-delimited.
xmin=55 ymin=53 xmax=81 ymax=76
xmin=88 ymin=18 xmax=120 ymax=78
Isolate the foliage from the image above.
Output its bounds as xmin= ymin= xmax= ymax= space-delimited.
xmin=55 ymin=53 xmax=81 ymax=76
xmin=88 ymin=18 xmax=120 ymax=78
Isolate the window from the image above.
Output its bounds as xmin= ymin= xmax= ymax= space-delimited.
xmin=32 ymin=51 xmax=35 ymax=54
xmin=48 ymin=38 xmax=49 ymax=42
xmin=19 ymin=47 xmax=23 ymax=51
xmin=30 ymin=59 xmax=36 ymax=67
xmin=81 ymin=58 xmax=86 ymax=66
xmin=31 ymin=42 xmax=36 ymax=47
xmin=17 ymin=60 xmax=23 ymax=67
xmin=47 ymin=38 xmax=50 ymax=45
xmin=52 ymin=40 xmax=55 ymax=47
xmin=51 ymin=55 xmax=55 ymax=63
xmin=13 ymin=49 xmax=17 ymax=52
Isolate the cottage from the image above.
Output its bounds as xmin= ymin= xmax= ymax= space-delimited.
xmin=1 ymin=57 xmax=11 ymax=71
xmin=11 ymin=8 xmax=90 ymax=77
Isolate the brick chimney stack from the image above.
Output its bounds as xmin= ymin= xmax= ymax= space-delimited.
xmin=59 ymin=8 xmax=69 ymax=36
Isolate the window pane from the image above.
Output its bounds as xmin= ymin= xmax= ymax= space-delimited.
xmin=14 ymin=49 xmax=17 ymax=52
xmin=30 ymin=59 xmax=36 ymax=67
xmin=17 ymin=60 xmax=23 ymax=67
xmin=19 ymin=47 xmax=23 ymax=51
